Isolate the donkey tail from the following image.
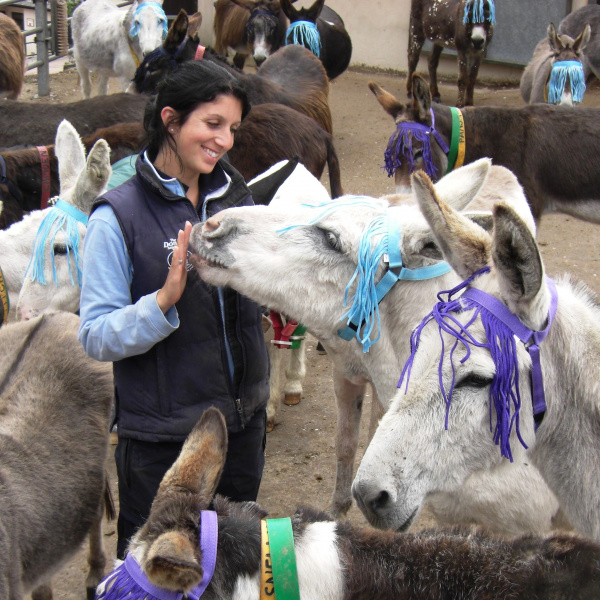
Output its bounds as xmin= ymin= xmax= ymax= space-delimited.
xmin=326 ymin=135 xmax=344 ymax=198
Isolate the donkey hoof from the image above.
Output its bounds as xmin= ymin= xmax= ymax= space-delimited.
xmin=266 ymin=419 xmax=276 ymax=433
xmin=284 ymin=393 xmax=301 ymax=406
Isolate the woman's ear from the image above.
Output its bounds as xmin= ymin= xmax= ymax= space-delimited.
xmin=161 ymin=107 xmax=178 ymax=131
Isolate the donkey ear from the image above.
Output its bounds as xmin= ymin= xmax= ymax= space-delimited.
xmin=280 ymin=0 xmax=298 ymax=20
xmin=491 ymin=202 xmax=545 ymax=315
xmin=411 ymin=74 xmax=431 ymax=121
xmin=156 ymin=407 xmax=228 ymax=503
xmin=411 ymin=170 xmax=491 ymax=279
xmin=247 ymin=157 xmax=300 ymax=205
xmin=547 ymin=23 xmax=561 ymax=53
xmin=368 ymin=81 xmax=406 ymax=120
xmin=433 ymin=158 xmax=491 ymax=212
xmin=306 ymin=0 xmax=325 ymax=20
xmin=55 ymin=120 xmax=87 ymax=194
xmin=164 ymin=9 xmax=189 ymax=53
xmin=187 ymin=11 xmax=203 ymax=41
xmin=574 ymin=23 xmax=591 ymax=54
xmin=73 ymin=139 xmax=112 ymax=214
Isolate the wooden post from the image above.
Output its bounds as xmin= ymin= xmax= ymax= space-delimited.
xmin=35 ymin=0 xmax=50 ymax=96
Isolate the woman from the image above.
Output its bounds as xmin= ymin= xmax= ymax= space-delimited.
xmin=78 ymin=60 xmax=270 ymax=559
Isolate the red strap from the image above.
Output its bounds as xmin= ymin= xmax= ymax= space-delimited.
xmin=37 ymin=146 xmax=51 ymax=209
xmin=269 ymin=311 xmax=299 ymax=349
xmin=194 ymin=44 xmax=206 ymax=61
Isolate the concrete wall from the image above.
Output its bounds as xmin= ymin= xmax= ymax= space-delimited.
xmin=196 ymin=0 xmax=591 ymax=83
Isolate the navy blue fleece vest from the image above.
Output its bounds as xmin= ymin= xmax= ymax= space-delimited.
xmin=95 ymin=156 xmax=269 ymax=441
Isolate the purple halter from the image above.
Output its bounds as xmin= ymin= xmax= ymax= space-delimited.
xmin=383 ymin=109 xmax=449 ymax=180
xmin=398 ymin=267 xmax=558 ymax=461
xmin=95 ymin=510 xmax=218 ymax=600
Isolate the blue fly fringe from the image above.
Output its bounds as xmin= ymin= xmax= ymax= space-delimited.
xmin=463 ymin=0 xmax=496 ymax=25
xmin=285 ymin=21 xmax=321 ymax=57
xmin=276 ymin=196 xmax=390 ymax=352
xmin=398 ymin=267 xmax=527 ymax=461
xmin=548 ymin=60 xmax=586 ymax=104
xmin=384 ymin=124 xmax=439 ymax=180
xmin=26 ymin=201 xmax=85 ymax=287
xmin=130 ymin=2 xmax=168 ymax=39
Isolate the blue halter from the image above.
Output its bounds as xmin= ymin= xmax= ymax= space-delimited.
xmin=26 ymin=198 xmax=88 ymax=287
xmin=129 ymin=2 xmax=168 ymax=40
xmin=547 ymin=60 xmax=586 ymax=104
xmin=285 ymin=20 xmax=321 ymax=57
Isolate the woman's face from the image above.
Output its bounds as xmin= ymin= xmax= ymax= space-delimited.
xmin=162 ymin=94 xmax=243 ymax=181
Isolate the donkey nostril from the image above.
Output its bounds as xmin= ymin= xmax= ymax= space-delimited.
xmin=369 ymin=490 xmax=390 ymax=513
xmin=203 ymin=217 xmax=220 ymax=233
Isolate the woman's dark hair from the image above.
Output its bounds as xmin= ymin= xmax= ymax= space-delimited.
xmin=143 ymin=59 xmax=251 ymax=160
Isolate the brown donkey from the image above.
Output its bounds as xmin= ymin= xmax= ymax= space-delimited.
xmin=0 ymin=13 xmax=25 ymax=100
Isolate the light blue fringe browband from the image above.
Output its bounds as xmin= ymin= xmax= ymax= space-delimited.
xmin=548 ymin=60 xmax=586 ymax=104
xmin=285 ymin=20 xmax=321 ymax=57
xmin=26 ymin=198 xmax=88 ymax=287
xmin=463 ymin=0 xmax=496 ymax=25
xmin=130 ymin=2 xmax=168 ymax=40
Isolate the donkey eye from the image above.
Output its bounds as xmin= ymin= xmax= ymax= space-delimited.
xmin=455 ymin=374 xmax=492 ymax=390
xmin=53 ymin=243 xmax=68 ymax=255
xmin=322 ymin=229 xmax=342 ymax=252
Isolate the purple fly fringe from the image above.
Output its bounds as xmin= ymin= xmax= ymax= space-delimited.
xmin=398 ymin=267 xmax=528 ymax=461
xmin=383 ymin=123 xmax=439 ymax=180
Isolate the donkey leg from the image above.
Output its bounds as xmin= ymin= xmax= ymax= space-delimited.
xmin=328 ymin=366 xmax=368 ymax=518
xmin=456 ymin=50 xmax=482 ymax=107
xmin=266 ymin=341 xmax=282 ymax=432
xmin=406 ymin=32 xmax=425 ymax=98
xmin=77 ymin=63 xmax=92 ymax=99
xmin=428 ymin=44 xmax=444 ymax=103
xmin=283 ymin=340 xmax=306 ymax=406
xmin=84 ymin=503 xmax=108 ymax=600
xmin=464 ymin=53 xmax=484 ymax=106
xmin=96 ymin=73 xmax=109 ymax=96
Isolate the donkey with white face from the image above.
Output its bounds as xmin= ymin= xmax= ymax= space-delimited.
xmin=9 ymin=120 xmax=111 ymax=321
xmin=188 ymin=159 xmax=565 ymax=537
xmin=96 ymin=407 xmax=600 ymax=600
xmin=72 ymin=0 xmax=167 ymax=98
xmin=354 ymin=170 xmax=600 ymax=541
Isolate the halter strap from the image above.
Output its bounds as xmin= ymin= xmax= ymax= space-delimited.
xmin=261 ymin=518 xmax=300 ymax=600
xmin=195 ymin=43 xmax=206 ymax=61
xmin=269 ymin=311 xmax=307 ymax=349
xmin=460 ymin=279 xmax=558 ymax=429
xmin=55 ymin=198 xmax=88 ymax=226
xmin=0 ymin=265 xmax=9 ymax=325
xmin=338 ymin=206 xmax=451 ymax=342
xmin=98 ymin=510 xmax=218 ymax=600
xmin=37 ymin=146 xmax=51 ymax=209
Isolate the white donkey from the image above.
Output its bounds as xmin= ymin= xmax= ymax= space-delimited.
xmin=188 ymin=158 xmax=566 ymax=538
xmin=7 ymin=120 xmax=111 ymax=321
xmin=72 ymin=0 xmax=167 ymax=98
xmin=354 ymin=170 xmax=600 ymax=541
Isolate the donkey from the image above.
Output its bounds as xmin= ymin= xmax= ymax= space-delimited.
xmin=353 ymin=169 xmax=600 ymax=542
xmin=0 ymin=93 xmax=148 ymax=149
xmin=133 ymin=11 xmax=333 ymax=134
xmin=559 ymin=4 xmax=600 ymax=84
xmin=280 ymin=0 xmax=352 ymax=80
xmin=95 ymin=407 xmax=600 ymax=600
xmin=214 ymin=0 xmax=287 ymax=69
xmin=521 ymin=22 xmax=590 ymax=105
xmin=0 ymin=311 xmax=114 ymax=600
xmin=187 ymin=158 xmax=568 ymax=538
xmin=408 ymin=0 xmax=495 ymax=107
xmin=0 ymin=122 xmax=144 ymax=230
xmin=71 ymin=0 xmax=168 ymax=98
xmin=131 ymin=10 xmax=342 ymax=196
xmin=371 ymin=73 xmax=600 ymax=224
xmin=0 ymin=13 xmax=25 ymax=100
xmin=1 ymin=120 xmax=112 ymax=321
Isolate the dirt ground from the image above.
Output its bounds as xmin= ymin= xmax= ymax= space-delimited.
xmin=17 ymin=62 xmax=600 ymax=598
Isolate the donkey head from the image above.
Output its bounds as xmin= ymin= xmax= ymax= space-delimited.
xmin=132 ymin=9 xmax=200 ymax=94
xmin=353 ymin=169 xmax=549 ymax=532
xmin=370 ymin=76 xmax=449 ymax=193
xmin=229 ymin=0 xmax=285 ymax=66
xmin=16 ymin=120 xmax=111 ymax=320
xmin=546 ymin=22 xmax=590 ymax=105
xmin=128 ymin=0 xmax=168 ymax=57
xmin=460 ymin=0 xmax=495 ymax=52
